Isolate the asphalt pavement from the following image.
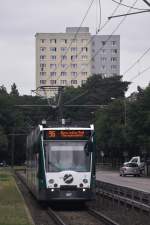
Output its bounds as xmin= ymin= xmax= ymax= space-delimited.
xmin=96 ymin=169 xmax=150 ymax=193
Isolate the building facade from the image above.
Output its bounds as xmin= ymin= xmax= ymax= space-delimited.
xmin=91 ymin=35 xmax=120 ymax=77
xmin=35 ymin=28 xmax=120 ymax=97
xmin=35 ymin=27 xmax=91 ymax=96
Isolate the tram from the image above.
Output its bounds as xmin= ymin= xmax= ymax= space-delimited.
xmin=26 ymin=121 xmax=96 ymax=201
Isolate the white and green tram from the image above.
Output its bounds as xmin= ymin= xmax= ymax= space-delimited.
xmin=26 ymin=123 xmax=96 ymax=201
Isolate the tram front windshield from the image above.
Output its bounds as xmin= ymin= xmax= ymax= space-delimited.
xmin=44 ymin=141 xmax=91 ymax=172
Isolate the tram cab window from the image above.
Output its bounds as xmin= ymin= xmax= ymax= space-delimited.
xmin=44 ymin=141 xmax=91 ymax=172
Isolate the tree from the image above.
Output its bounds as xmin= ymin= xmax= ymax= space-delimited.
xmin=0 ymin=85 xmax=8 ymax=95
xmin=10 ymin=83 xmax=19 ymax=96
xmin=63 ymin=75 xmax=130 ymax=121
xmin=0 ymin=126 xmax=8 ymax=160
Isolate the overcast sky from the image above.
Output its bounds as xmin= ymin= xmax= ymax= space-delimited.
xmin=0 ymin=0 xmax=150 ymax=96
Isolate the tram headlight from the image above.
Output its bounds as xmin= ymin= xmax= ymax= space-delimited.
xmin=83 ymin=178 xmax=88 ymax=184
xmin=80 ymin=183 xmax=83 ymax=188
xmin=49 ymin=179 xmax=54 ymax=184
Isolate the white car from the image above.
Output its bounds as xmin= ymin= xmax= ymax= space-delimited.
xmin=124 ymin=156 xmax=145 ymax=172
xmin=120 ymin=162 xmax=140 ymax=177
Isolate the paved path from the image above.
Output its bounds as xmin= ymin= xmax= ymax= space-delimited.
xmin=96 ymin=170 xmax=150 ymax=193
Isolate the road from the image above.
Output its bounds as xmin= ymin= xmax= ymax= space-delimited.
xmin=96 ymin=170 xmax=150 ymax=193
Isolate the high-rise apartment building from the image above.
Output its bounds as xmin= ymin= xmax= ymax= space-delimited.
xmin=35 ymin=27 xmax=91 ymax=96
xmin=91 ymin=35 xmax=120 ymax=77
xmin=35 ymin=28 xmax=120 ymax=97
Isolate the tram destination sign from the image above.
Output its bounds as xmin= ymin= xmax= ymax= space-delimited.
xmin=44 ymin=130 xmax=91 ymax=140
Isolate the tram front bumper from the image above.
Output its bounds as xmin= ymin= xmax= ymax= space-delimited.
xmin=40 ymin=188 xmax=95 ymax=201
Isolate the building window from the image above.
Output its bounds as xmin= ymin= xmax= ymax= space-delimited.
xmin=50 ymin=80 xmax=57 ymax=85
xmin=81 ymin=47 xmax=88 ymax=52
xmin=40 ymin=39 xmax=45 ymax=44
xmin=112 ymin=73 xmax=117 ymax=76
xmin=40 ymin=80 xmax=46 ymax=84
xmin=71 ymin=72 xmax=77 ymax=76
xmin=81 ymin=80 xmax=86 ymax=85
xmin=71 ymin=64 xmax=77 ymax=69
xmin=50 ymin=47 xmax=57 ymax=52
xmin=102 ymin=65 xmax=106 ymax=70
xmin=71 ymin=55 xmax=77 ymax=61
xmin=111 ymin=49 xmax=117 ymax=54
xmin=50 ymin=55 xmax=56 ymax=60
xmin=40 ymin=47 xmax=46 ymax=52
xmin=92 ymin=65 xmax=95 ymax=69
xmin=82 ymin=39 xmax=87 ymax=44
xmin=50 ymin=39 xmax=56 ymax=44
xmin=40 ymin=63 xmax=46 ymax=67
xmin=102 ymin=41 xmax=106 ymax=46
xmin=40 ymin=55 xmax=46 ymax=60
xmin=61 ymin=55 xmax=67 ymax=60
xmin=71 ymin=39 xmax=77 ymax=43
xmin=71 ymin=47 xmax=77 ymax=52
xmin=111 ymin=65 xmax=117 ymax=69
xmin=50 ymin=72 xmax=56 ymax=76
xmin=81 ymin=63 xmax=88 ymax=69
xmin=111 ymin=57 xmax=117 ymax=62
xmin=50 ymin=64 xmax=57 ymax=69
xmin=111 ymin=41 xmax=116 ymax=46
xmin=101 ymin=57 xmax=107 ymax=62
xmin=40 ymin=72 xmax=46 ymax=76
xmin=92 ymin=42 xmax=95 ymax=46
xmin=81 ymin=72 xmax=88 ymax=76
xmin=61 ymin=47 xmax=67 ymax=52
xmin=100 ymin=49 xmax=106 ymax=54
xmin=71 ymin=80 xmax=77 ymax=85
xmin=61 ymin=64 xmax=67 ymax=68
xmin=81 ymin=55 xmax=88 ymax=60
xmin=61 ymin=39 xmax=67 ymax=44
xmin=60 ymin=80 xmax=67 ymax=85
xmin=61 ymin=72 xmax=67 ymax=76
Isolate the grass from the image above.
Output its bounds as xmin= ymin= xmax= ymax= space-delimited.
xmin=0 ymin=168 xmax=33 ymax=225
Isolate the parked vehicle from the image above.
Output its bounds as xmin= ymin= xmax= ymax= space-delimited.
xmin=120 ymin=162 xmax=140 ymax=177
xmin=124 ymin=156 xmax=145 ymax=172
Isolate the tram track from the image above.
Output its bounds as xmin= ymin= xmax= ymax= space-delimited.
xmin=47 ymin=206 xmax=120 ymax=225
xmin=15 ymin=170 xmax=120 ymax=225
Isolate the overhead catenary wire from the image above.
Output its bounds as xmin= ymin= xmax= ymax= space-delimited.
xmin=64 ymin=0 xmax=138 ymax=106
xmin=64 ymin=0 xmax=138 ymax=107
xmin=129 ymin=65 xmax=150 ymax=81
xmin=96 ymin=0 xmax=102 ymax=33
xmin=49 ymin=0 xmax=95 ymax=75
xmin=142 ymin=0 xmax=150 ymax=7
xmin=61 ymin=1 xmax=125 ymax=106
xmin=55 ymin=0 xmax=123 ymax=85
xmin=111 ymin=0 xmax=149 ymax=11
xmin=78 ymin=0 xmax=138 ymax=76
xmin=123 ymin=47 xmax=150 ymax=76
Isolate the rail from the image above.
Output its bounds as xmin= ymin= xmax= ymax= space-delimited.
xmin=88 ymin=208 xmax=120 ymax=225
xmin=15 ymin=171 xmax=121 ymax=225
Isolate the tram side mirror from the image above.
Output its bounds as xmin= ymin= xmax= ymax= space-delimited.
xmin=84 ymin=141 xmax=93 ymax=155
